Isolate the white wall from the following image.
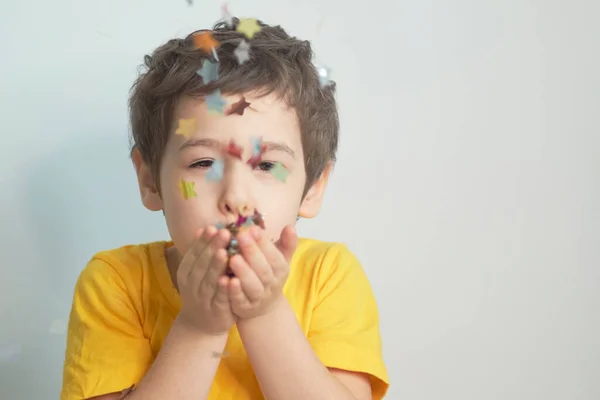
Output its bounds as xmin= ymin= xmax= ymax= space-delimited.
xmin=1 ymin=0 xmax=598 ymax=399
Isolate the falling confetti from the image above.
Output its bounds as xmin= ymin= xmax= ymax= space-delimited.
xmin=49 ymin=319 xmax=67 ymax=335
xmin=234 ymin=40 xmax=250 ymax=64
xmin=193 ymin=32 xmax=220 ymax=54
xmin=175 ymin=117 xmax=197 ymax=138
xmin=206 ymin=90 xmax=227 ymax=114
xmin=178 ymin=178 xmax=197 ymax=200
xmin=206 ymin=159 xmax=224 ymax=182
xmin=226 ymin=140 xmax=243 ymax=160
xmin=186 ymin=0 xmax=193 ymax=5
xmin=236 ymin=18 xmax=261 ymax=39
xmin=316 ymin=65 xmax=332 ymax=88
xmin=221 ymin=3 xmax=233 ymax=27
xmin=197 ymin=59 xmax=219 ymax=83
xmin=270 ymin=162 xmax=289 ymax=182
xmin=247 ymin=136 xmax=266 ymax=168
xmin=226 ymin=96 xmax=250 ymax=116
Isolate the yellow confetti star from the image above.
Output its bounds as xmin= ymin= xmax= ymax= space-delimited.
xmin=236 ymin=18 xmax=261 ymax=39
xmin=175 ymin=117 xmax=197 ymax=138
xmin=178 ymin=178 xmax=197 ymax=200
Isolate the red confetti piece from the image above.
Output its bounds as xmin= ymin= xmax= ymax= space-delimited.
xmin=226 ymin=140 xmax=243 ymax=160
xmin=225 ymin=96 xmax=251 ymax=116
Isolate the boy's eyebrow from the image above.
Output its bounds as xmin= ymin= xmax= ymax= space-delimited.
xmin=179 ymin=138 xmax=296 ymax=159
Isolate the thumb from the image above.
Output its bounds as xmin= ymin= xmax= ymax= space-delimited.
xmin=275 ymin=225 xmax=298 ymax=263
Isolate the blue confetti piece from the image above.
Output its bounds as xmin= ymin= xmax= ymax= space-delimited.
xmin=250 ymin=136 xmax=262 ymax=156
xmin=206 ymin=159 xmax=224 ymax=181
xmin=215 ymin=222 xmax=226 ymax=229
xmin=197 ymin=59 xmax=219 ymax=84
xmin=206 ymin=89 xmax=226 ymax=114
xmin=243 ymin=217 xmax=254 ymax=227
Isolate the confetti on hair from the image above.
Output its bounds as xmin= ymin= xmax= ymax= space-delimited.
xmin=206 ymin=159 xmax=224 ymax=182
xmin=206 ymin=90 xmax=227 ymax=114
xmin=226 ymin=96 xmax=250 ymax=116
xmin=234 ymin=40 xmax=250 ymax=64
xmin=236 ymin=18 xmax=261 ymax=39
xmin=226 ymin=140 xmax=243 ymax=160
xmin=247 ymin=136 xmax=266 ymax=168
xmin=193 ymin=32 xmax=220 ymax=54
xmin=221 ymin=3 xmax=233 ymax=27
xmin=175 ymin=117 xmax=197 ymax=138
xmin=178 ymin=178 xmax=197 ymax=200
xmin=316 ymin=65 xmax=332 ymax=88
xmin=270 ymin=162 xmax=289 ymax=182
xmin=198 ymin=59 xmax=219 ymax=83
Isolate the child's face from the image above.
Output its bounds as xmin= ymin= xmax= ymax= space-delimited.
xmin=136 ymin=93 xmax=329 ymax=256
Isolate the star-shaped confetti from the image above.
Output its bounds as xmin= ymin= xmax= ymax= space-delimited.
xmin=226 ymin=96 xmax=250 ymax=116
xmin=226 ymin=140 xmax=243 ymax=160
xmin=175 ymin=117 xmax=197 ymax=138
xmin=206 ymin=159 xmax=224 ymax=182
xmin=234 ymin=40 xmax=250 ymax=64
xmin=178 ymin=178 xmax=197 ymax=200
xmin=236 ymin=18 xmax=261 ymax=39
xmin=221 ymin=3 xmax=233 ymax=26
xmin=206 ymin=89 xmax=226 ymax=114
xmin=193 ymin=32 xmax=220 ymax=54
xmin=197 ymin=59 xmax=219 ymax=83
xmin=270 ymin=162 xmax=289 ymax=182
xmin=316 ymin=65 xmax=332 ymax=88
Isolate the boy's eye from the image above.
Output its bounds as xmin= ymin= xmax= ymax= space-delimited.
xmin=190 ymin=159 xmax=214 ymax=169
xmin=257 ymin=161 xmax=276 ymax=171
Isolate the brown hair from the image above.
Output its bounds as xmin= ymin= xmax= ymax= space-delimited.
xmin=129 ymin=18 xmax=339 ymax=197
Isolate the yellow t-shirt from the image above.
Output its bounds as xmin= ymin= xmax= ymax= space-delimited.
xmin=61 ymin=238 xmax=389 ymax=399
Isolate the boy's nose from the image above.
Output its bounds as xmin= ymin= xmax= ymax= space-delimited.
xmin=218 ymin=166 xmax=255 ymax=221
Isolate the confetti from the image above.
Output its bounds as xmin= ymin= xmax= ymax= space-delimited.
xmin=252 ymin=209 xmax=266 ymax=229
xmin=221 ymin=3 xmax=233 ymax=27
xmin=316 ymin=65 xmax=332 ymax=88
xmin=186 ymin=0 xmax=193 ymax=5
xmin=178 ymin=178 xmax=197 ymax=200
xmin=234 ymin=40 xmax=251 ymax=64
xmin=206 ymin=90 xmax=227 ymax=114
xmin=49 ymin=319 xmax=67 ymax=335
xmin=236 ymin=18 xmax=261 ymax=39
xmin=197 ymin=59 xmax=219 ymax=84
xmin=215 ymin=222 xmax=226 ymax=229
xmin=193 ymin=32 xmax=220 ymax=54
xmin=206 ymin=159 xmax=224 ymax=182
xmin=247 ymin=136 xmax=266 ymax=168
xmin=226 ymin=140 xmax=243 ymax=160
xmin=226 ymin=96 xmax=250 ymax=116
xmin=270 ymin=162 xmax=289 ymax=182
xmin=175 ymin=117 xmax=197 ymax=138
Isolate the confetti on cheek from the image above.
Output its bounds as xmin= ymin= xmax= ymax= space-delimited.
xmin=236 ymin=18 xmax=262 ymax=39
xmin=206 ymin=159 xmax=224 ymax=182
xmin=193 ymin=32 xmax=220 ymax=54
xmin=225 ymin=96 xmax=250 ymax=116
xmin=234 ymin=40 xmax=250 ymax=64
xmin=206 ymin=90 xmax=227 ymax=114
xmin=197 ymin=59 xmax=219 ymax=83
xmin=175 ymin=117 xmax=197 ymax=138
xmin=270 ymin=162 xmax=289 ymax=182
xmin=178 ymin=178 xmax=197 ymax=200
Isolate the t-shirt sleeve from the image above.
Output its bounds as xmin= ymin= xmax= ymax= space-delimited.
xmin=307 ymin=244 xmax=390 ymax=399
xmin=60 ymin=257 xmax=153 ymax=400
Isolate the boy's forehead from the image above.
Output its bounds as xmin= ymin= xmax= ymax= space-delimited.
xmin=174 ymin=93 xmax=300 ymax=141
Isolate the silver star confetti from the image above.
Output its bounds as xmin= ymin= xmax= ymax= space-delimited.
xmin=234 ymin=40 xmax=250 ymax=64
xmin=316 ymin=65 xmax=332 ymax=88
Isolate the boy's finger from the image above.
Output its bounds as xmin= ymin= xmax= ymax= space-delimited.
xmin=228 ymin=277 xmax=251 ymax=309
xmin=237 ymin=229 xmax=272 ymax=286
xmin=211 ymin=274 xmax=231 ymax=310
xmin=274 ymin=225 xmax=298 ymax=264
xmin=200 ymin=248 xmax=229 ymax=298
xmin=229 ymin=254 xmax=264 ymax=302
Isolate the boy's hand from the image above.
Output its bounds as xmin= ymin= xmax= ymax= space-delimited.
xmin=176 ymin=226 xmax=236 ymax=336
xmin=227 ymin=225 xmax=298 ymax=320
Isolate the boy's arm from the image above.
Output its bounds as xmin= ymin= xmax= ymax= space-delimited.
xmin=237 ymin=299 xmax=371 ymax=400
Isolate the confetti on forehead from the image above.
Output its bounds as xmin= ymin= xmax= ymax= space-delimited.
xmin=175 ymin=117 xmax=197 ymax=138
xmin=226 ymin=140 xmax=244 ymax=159
xmin=226 ymin=96 xmax=250 ymax=116
xmin=206 ymin=90 xmax=227 ymax=114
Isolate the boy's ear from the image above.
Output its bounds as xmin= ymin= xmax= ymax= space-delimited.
xmin=298 ymin=161 xmax=333 ymax=219
xmin=131 ymin=147 xmax=163 ymax=212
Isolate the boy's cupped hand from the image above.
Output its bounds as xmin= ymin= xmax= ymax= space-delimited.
xmin=176 ymin=226 xmax=236 ymax=336
xmin=227 ymin=224 xmax=298 ymax=320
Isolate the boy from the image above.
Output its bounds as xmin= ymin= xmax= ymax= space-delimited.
xmin=60 ymin=17 xmax=389 ymax=400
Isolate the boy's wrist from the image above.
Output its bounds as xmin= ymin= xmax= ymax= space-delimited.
xmin=172 ymin=315 xmax=230 ymax=342
xmin=236 ymin=296 xmax=289 ymax=330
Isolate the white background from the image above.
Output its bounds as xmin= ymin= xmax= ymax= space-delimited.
xmin=1 ymin=0 xmax=599 ymax=399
